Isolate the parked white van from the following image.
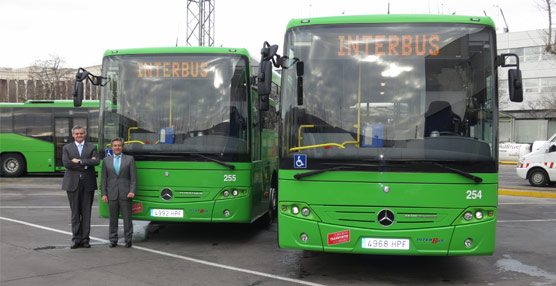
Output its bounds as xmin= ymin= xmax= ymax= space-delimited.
xmin=516 ymin=133 xmax=556 ymax=187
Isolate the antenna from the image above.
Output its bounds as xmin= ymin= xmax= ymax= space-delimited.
xmin=388 ymin=2 xmax=390 ymax=14
xmin=500 ymin=8 xmax=509 ymax=32
xmin=186 ymin=0 xmax=215 ymax=47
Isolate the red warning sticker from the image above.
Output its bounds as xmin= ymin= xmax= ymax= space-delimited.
xmin=328 ymin=230 xmax=350 ymax=245
xmin=132 ymin=203 xmax=143 ymax=214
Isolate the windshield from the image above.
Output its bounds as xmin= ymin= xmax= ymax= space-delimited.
xmin=281 ymin=23 xmax=497 ymax=171
xmin=100 ymin=54 xmax=250 ymax=161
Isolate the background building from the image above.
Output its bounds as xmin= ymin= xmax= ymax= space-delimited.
xmin=498 ymin=29 xmax=556 ymax=143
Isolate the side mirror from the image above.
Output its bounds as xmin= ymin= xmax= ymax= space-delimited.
xmin=72 ymin=69 xmax=88 ymax=107
xmin=297 ymin=61 xmax=304 ymax=105
xmin=508 ymin=69 xmax=523 ymax=102
xmin=499 ymin=53 xmax=523 ymax=103
xmin=257 ymin=61 xmax=273 ymax=97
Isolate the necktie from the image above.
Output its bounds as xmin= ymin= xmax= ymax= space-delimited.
xmin=78 ymin=143 xmax=83 ymax=156
xmin=114 ymin=155 xmax=120 ymax=175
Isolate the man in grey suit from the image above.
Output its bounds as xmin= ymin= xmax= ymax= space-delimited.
xmin=101 ymin=137 xmax=136 ymax=248
xmin=62 ymin=125 xmax=99 ymax=249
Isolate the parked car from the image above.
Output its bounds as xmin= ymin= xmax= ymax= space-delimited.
xmin=516 ymin=133 xmax=556 ymax=187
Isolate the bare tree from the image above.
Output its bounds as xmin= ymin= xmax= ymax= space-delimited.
xmin=539 ymin=0 xmax=556 ymax=54
xmin=29 ymin=55 xmax=69 ymax=99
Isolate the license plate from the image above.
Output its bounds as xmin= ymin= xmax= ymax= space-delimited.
xmin=361 ymin=238 xmax=410 ymax=250
xmin=150 ymin=209 xmax=184 ymax=218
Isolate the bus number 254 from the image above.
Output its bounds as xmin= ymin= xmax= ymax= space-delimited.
xmin=466 ymin=190 xmax=482 ymax=199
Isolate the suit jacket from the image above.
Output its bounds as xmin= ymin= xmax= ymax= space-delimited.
xmin=101 ymin=154 xmax=137 ymax=201
xmin=62 ymin=141 xmax=99 ymax=192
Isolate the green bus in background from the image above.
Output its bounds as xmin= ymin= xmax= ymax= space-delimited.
xmin=0 ymin=100 xmax=99 ymax=177
xmin=258 ymin=14 xmax=523 ymax=255
xmin=74 ymin=47 xmax=280 ymax=225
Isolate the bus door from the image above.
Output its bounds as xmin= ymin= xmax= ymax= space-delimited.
xmin=54 ymin=117 xmax=88 ymax=169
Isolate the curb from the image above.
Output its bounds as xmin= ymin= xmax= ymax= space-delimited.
xmin=499 ymin=161 xmax=517 ymax=165
xmin=498 ymin=189 xmax=556 ymax=199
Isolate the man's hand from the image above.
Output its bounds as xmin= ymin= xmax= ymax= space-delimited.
xmin=102 ymin=195 xmax=108 ymax=203
xmin=127 ymin=193 xmax=135 ymax=199
xmin=71 ymin=158 xmax=80 ymax=164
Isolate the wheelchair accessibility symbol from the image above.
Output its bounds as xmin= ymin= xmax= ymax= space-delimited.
xmin=294 ymin=154 xmax=307 ymax=168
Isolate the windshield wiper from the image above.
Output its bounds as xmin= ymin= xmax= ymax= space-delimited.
xmin=432 ymin=162 xmax=482 ymax=183
xmin=294 ymin=166 xmax=353 ymax=180
xmin=190 ymin=153 xmax=235 ymax=170
xmin=141 ymin=152 xmax=234 ymax=170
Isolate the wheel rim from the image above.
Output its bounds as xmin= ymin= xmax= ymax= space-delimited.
xmin=4 ymin=158 xmax=19 ymax=173
xmin=269 ymin=187 xmax=277 ymax=210
xmin=532 ymin=172 xmax=545 ymax=185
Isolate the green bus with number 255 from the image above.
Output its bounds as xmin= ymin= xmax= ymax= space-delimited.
xmin=74 ymin=47 xmax=280 ymax=225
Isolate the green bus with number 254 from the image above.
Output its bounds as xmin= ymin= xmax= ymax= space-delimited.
xmin=258 ymin=14 xmax=524 ymax=255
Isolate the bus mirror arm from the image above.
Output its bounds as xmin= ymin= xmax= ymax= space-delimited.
xmin=72 ymin=67 xmax=108 ymax=107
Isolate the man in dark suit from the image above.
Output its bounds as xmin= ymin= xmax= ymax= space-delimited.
xmin=101 ymin=137 xmax=136 ymax=248
xmin=62 ymin=125 xmax=99 ymax=249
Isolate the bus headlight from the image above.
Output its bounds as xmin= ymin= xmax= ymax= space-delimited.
xmin=291 ymin=205 xmax=300 ymax=215
xmin=232 ymin=189 xmax=239 ymax=196
xmin=223 ymin=190 xmax=230 ymax=197
xmin=475 ymin=210 xmax=483 ymax=219
xmin=301 ymin=207 xmax=311 ymax=216
xmin=463 ymin=211 xmax=473 ymax=221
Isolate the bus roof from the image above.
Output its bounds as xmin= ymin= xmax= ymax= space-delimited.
xmin=0 ymin=100 xmax=99 ymax=108
xmin=286 ymin=14 xmax=495 ymax=30
xmin=103 ymin=47 xmax=251 ymax=58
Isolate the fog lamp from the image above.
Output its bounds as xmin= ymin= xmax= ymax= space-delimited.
xmin=300 ymin=233 xmax=309 ymax=242
xmin=463 ymin=211 xmax=473 ymax=221
xmin=224 ymin=209 xmax=230 ymax=217
xmin=464 ymin=238 xmax=473 ymax=248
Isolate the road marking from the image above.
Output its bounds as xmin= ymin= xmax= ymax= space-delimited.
xmin=498 ymin=219 xmax=556 ymax=223
xmin=0 ymin=216 xmax=324 ymax=286
xmin=499 ymin=189 xmax=556 ymax=199
xmin=499 ymin=202 xmax=556 ymax=205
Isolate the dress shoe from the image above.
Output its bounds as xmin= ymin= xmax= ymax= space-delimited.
xmin=82 ymin=242 xmax=91 ymax=248
xmin=109 ymin=242 xmax=117 ymax=248
xmin=70 ymin=242 xmax=80 ymax=249
xmin=125 ymin=241 xmax=132 ymax=248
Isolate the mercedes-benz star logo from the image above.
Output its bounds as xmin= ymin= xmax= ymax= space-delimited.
xmin=161 ymin=188 xmax=173 ymax=200
xmin=377 ymin=209 xmax=395 ymax=227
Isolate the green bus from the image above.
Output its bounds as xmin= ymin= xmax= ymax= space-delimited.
xmin=0 ymin=100 xmax=99 ymax=177
xmin=75 ymin=47 xmax=280 ymax=225
xmin=258 ymin=14 xmax=523 ymax=255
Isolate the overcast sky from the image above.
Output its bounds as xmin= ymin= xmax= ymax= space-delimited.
xmin=0 ymin=0 xmax=550 ymax=69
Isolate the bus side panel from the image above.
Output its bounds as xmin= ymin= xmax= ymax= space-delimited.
xmin=0 ymin=133 xmax=55 ymax=173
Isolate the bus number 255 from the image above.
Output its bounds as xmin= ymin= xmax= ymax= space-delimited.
xmin=466 ymin=190 xmax=482 ymax=199
xmin=224 ymin=175 xmax=237 ymax=182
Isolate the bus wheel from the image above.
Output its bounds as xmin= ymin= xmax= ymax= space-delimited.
xmin=256 ymin=181 xmax=278 ymax=227
xmin=528 ymin=169 xmax=548 ymax=187
xmin=1 ymin=153 xmax=26 ymax=177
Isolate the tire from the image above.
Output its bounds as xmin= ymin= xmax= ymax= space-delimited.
xmin=528 ymin=169 xmax=549 ymax=187
xmin=256 ymin=177 xmax=278 ymax=227
xmin=1 ymin=153 xmax=26 ymax=177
